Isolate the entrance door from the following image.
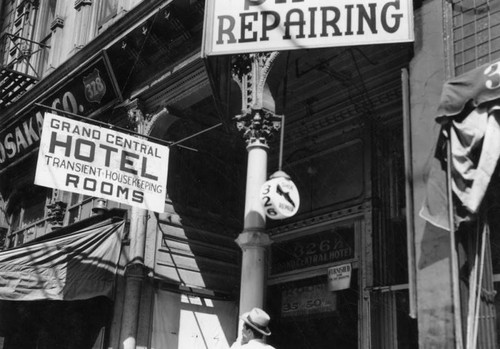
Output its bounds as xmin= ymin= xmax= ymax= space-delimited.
xmin=267 ymin=273 xmax=359 ymax=349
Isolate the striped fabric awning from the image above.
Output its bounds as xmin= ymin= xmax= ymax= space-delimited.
xmin=0 ymin=219 xmax=125 ymax=301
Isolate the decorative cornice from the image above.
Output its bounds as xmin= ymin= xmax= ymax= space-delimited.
xmin=74 ymin=0 xmax=92 ymax=10
xmin=268 ymin=203 xmax=369 ymax=237
xmin=50 ymin=15 xmax=64 ymax=31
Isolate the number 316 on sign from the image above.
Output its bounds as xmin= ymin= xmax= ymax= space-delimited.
xmin=260 ymin=174 xmax=300 ymax=220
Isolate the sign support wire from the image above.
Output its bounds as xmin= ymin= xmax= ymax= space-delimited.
xmin=35 ymin=103 xmax=222 ymax=152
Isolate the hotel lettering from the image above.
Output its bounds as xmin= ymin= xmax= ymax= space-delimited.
xmin=35 ymin=113 xmax=169 ymax=213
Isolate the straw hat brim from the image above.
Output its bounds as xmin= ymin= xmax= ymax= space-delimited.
xmin=241 ymin=313 xmax=271 ymax=336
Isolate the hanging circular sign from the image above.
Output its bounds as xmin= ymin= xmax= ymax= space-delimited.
xmin=260 ymin=171 xmax=300 ymax=219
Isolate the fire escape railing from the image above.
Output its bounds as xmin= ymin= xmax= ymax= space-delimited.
xmin=0 ymin=32 xmax=50 ymax=109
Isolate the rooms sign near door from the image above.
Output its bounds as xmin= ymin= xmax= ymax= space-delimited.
xmin=202 ymin=0 xmax=414 ymax=56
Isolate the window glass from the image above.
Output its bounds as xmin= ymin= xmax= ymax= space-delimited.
xmin=23 ymin=195 xmax=46 ymax=226
xmin=36 ymin=0 xmax=56 ymax=76
xmin=10 ymin=210 xmax=21 ymax=232
xmin=7 ymin=186 xmax=49 ymax=246
xmin=67 ymin=194 xmax=95 ymax=224
xmin=98 ymin=0 xmax=118 ymax=27
xmin=42 ymin=0 xmax=57 ymax=38
xmin=267 ymin=273 xmax=359 ymax=349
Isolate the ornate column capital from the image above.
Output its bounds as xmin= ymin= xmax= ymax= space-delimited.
xmin=126 ymin=98 xmax=145 ymax=131
xmin=232 ymin=52 xmax=282 ymax=145
xmin=234 ymin=108 xmax=282 ymax=146
xmin=125 ymin=99 xmax=168 ymax=136
xmin=126 ymin=98 xmax=156 ymax=136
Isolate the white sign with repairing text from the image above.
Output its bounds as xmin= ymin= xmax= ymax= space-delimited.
xmin=202 ymin=0 xmax=414 ymax=56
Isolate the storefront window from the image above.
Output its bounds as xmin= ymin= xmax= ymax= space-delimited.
xmin=267 ymin=274 xmax=359 ymax=349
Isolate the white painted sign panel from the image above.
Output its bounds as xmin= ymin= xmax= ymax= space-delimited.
xmin=327 ymin=263 xmax=352 ymax=291
xmin=202 ymin=0 xmax=415 ymax=56
xmin=260 ymin=175 xmax=300 ymax=219
xmin=35 ymin=113 xmax=169 ymax=213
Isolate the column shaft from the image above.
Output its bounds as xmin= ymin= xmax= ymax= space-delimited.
xmin=120 ymin=101 xmax=148 ymax=349
xmin=236 ymin=142 xmax=273 ymax=313
xmin=243 ymin=143 xmax=268 ymax=231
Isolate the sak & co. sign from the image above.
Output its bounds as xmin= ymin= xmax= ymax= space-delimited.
xmin=0 ymin=56 xmax=120 ymax=173
xmin=35 ymin=113 xmax=169 ymax=213
xmin=202 ymin=0 xmax=414 ymax=56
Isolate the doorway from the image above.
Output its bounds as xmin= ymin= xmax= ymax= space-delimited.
xmin=267 ymin=273 xmax=359 ymax=349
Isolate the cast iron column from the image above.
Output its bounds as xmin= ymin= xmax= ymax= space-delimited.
xmin=232 ymin=52 xmax=281 ymax=314
xmin=120 ymin=99 xmax=149 ymax=349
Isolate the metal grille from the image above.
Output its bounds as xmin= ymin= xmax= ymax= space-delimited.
xmin=451 ymin=0 xmax=500 ymax=75
xmin=0 ymin=66 xmax=37 ymax=108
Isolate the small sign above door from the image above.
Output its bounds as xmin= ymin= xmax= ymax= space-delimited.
xmin=328 ymin=263 xmax=352 ymax=291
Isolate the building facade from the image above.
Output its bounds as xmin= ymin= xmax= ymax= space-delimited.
xmin=0 ymin=0 xmax=498 ymax=348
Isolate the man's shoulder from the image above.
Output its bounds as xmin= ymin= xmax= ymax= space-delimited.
xmin=245 ymin=340 xmax=276 ymax=349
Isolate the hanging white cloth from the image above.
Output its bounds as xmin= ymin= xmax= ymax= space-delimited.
xmin=450 ymin=106 xmax=500 ymax=214
xmin=421 ymin=58 xmax=500 ymax=230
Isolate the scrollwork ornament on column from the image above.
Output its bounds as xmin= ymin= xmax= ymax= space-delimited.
xmin=232 ymin=52 xmax=282 ymax=145
xmin=232 ymin=51 xmax=280 ymax=111
xmin=47 ymin=201 xmax=67 ymax=228
xmin=234 ymin=109 xmax=282 ymax=145
xmin=126 ymin=99 xmax=153 ymax=134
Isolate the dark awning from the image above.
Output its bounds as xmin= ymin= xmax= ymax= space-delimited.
xmin=0 ymin=219 xmax=125 ymax=301
xmin=436 ymin=60 xmax=500 ymax=121
xmin=421 ymin=58 xmax=500 ymax=230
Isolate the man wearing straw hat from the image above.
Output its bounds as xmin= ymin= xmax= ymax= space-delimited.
xmin=231 ymin=307 xmax=276 ymax=349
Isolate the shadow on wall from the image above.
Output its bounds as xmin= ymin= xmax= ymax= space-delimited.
xmin=418 ymin=221 xmax=452 ymax=270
